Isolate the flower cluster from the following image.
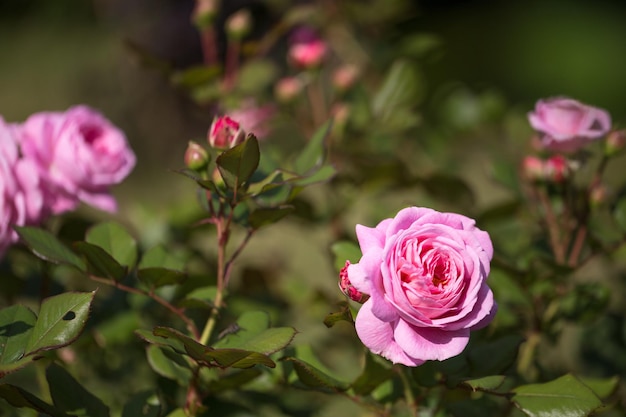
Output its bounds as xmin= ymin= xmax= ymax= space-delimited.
xmin=0 ymin=105 xmax=135 ymax=256
xmin=342 ymin=207 xmax=496 ymax=366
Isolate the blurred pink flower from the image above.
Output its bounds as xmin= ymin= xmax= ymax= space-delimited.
xmin=528 ymin=97 xmax=611 ymax=152
xmin=20 ymin=105 xmax=136 ymax=213
xmin=208 ymin=116 xmax=246 ymax=149
xmin=0 ymin=118 xmax=46 ymax=256
xmin=228 ymin=103 xmax=275 ymax=140
xmin=288 ymin=39 xmax=327 ymax=69
xmin=348 ymin=207 xmax=496 ymax=366
xmin=274 ymin=77 xmax=303 ymax=103
xmin=544 ymin=155 xmax=570 ymax=183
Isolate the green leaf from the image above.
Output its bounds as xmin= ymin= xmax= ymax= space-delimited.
xmin=216 ymin=135 xmax=260 ymax=190
xmin=137 ymin=267 xmax=187 ymax=289
xmin=139 ymin=245 xmax=186 ymax=271
xmin=330 ymin=240 xmax=363 ymax=270
xmin=0 ymin=305 xmax=36 ymax=369
xmin=180 ymin=286 xmax=217 ymax=309
xmin=578 ymin=375 xmax=619 ymax=399
xmin=0 ymin=384 xmax=67 ymax=417
xmin=86 ymin=221 xmax=137 ymax=268
xmin=248 ymin=206 xmax=294 ymax=229
xmin=612 ymin=196 xmax=626 ymax=234
xmin=512 ymin=374 xmax=602 ymax=417
xmin=172 ymin=65 xmax=220 ymax=88
xmin=47 ymin=363 xmax=110 ymax=417
xmin=135 ymin=329 xmax=186 ymax=354
xmin=294 ymin=121 xmax=332 ymax=175
xmin=213 ymin=311 xmax=270 ymax=348
xmin=15 ymin=226 xmax=85 ymax=271
xmin=122 ymin=391 xmax=161 ymax=417
xmin=290 ymin=165 xmax=336 ymax=187
xmin=25 ymin=292 xmax=94 ymax=355
xmin=468 ymin=335 xmax=524 ymax=377
xmin=351 ymin=352 xmax=393 ymax=395
xmin=461 ymin=375 xmax=508 ymax=392
xmin=146 ymin=345 xmax=192 ymax=385
xmin=282 ymin=357 xmax=349 ymax=392
xmin=207 ymin=368 xmax=262 ymax=393
xmin=372 ymin=60 xmax=424 ymax=118
xmin=323 ymin=302 xmax=354 ymax=328
xmin=73 ymin=242 xmax=126 ymax=281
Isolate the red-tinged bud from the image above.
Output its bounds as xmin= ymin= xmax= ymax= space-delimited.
xmin=339 ymin=261 xmax=369 ymax=304
xmin=590 ymin=182 xmax=609 ymax=207
xmin=522 ymin=155 xmax=545 ymax=181
xmin=544 ymin=155 xmax=570 ymax=183
xmin=288 ymin=39 xmax=327 ymax=70
xmin=226 ymin=9 xmax=252 ymax=40
xmin=192 ymin=0 xmax=218 ymax=29
xmin=332 ymin=64 xmax=359 ymax=92
xmin=274 ymin=77 xmax=303 ymax=103
xmin=605 ymin=130 xmax=626 ymax=156
xmin=208 ymin=116 xmax=246 ymax=149
xmin=184 ymin=141 xmax=210 ymax=170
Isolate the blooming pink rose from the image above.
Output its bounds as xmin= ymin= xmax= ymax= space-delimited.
xmin=19 ymin=106 xmax=135 ymax=214
xmin=1 ymin=118 xmax=46 ymax=256
xmin=208 ymin=116 xmax=246 ymax=149
xmin=347 ymin=207 xmax=496 ymax=366
xmin=528 ymin=97 xmax=611 ymax=152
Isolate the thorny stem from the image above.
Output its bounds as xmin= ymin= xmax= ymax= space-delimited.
xmin=89 ymin=275 xmax=200 ymax=340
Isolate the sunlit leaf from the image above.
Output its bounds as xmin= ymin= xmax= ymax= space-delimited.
xmin=323 ymin=302 xmax=354 ymax=328
xmin=282 ymin=357 xmax=349 ymax=392
xmin=137 ymin=267 xmax=186 ymax=289
xmin=25 ymin=292 xmax=94 ymax=356
xmin=512 ymin=374 xmax=602 ymax=417
xmin=0 ymin=306 xmax=37 ymax=377
xmin=461 ymin=375 xmax=508 ymax=392
xmin=146 ymin=345 xmax=192 ymax=385
xmin=294 ymin=121 xmax=332 ymax=175
xmin=217 ymin=135 xmax=260 ymax=190
xmin=73 ymin=242 xmax=126 ymax=281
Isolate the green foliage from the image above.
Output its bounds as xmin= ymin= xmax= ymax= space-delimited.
xmin=15 ymin=226 xmax=86 ymax=271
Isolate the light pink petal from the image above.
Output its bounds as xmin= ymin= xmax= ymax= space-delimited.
xmin=436 ymin=284 xmax=495 ymax=330
xmin=78 ymin=191 xmax=118 ymax=213
xmin=356 ymin=224 xmax=386 ymax=253
xmin=394 ymin=319 xmax=470 ymax=361
xmin=355 ymin=301 xmax=425 ymax=366
xmin=385 ymin=207 xmax=436 ymax=238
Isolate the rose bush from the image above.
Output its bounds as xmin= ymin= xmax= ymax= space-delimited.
xmin=528 ymin=97 xmax=611 ymax=153
xmin=346 ymin=207 xmax=496 ymax=366
xmin=19 ymin=105 xmax=136 ymax=214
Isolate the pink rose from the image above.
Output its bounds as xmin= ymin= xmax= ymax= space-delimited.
xmin=228 ymin=102 xmax=275 ymax=140
xmin=1 ymin=118 xmax=46 ymax=256
xmin=208 ymin=116 xmax=246 ymax=149
xmin=20 ymin=105 xmax=135 ymax=214
xmin=347 ymin=207 xmax=496 ymax=366
xmin=528 ymin=97 xmax=611 ymax=152
xmin=288 ymin=40 xmax=327 ymax=69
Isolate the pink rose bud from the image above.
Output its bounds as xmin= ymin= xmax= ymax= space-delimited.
xmin=288 ymin=39 xmax=327 ymax=69
xmin=544 ymin=155 xmax=570 ymax=183
xmin=522 ymin=155 xmax=545 ymax=181
xmin=332 ymin=65 xmax=359 ymax=92
xmin=339 ymin=261 xmax=369 ymax=303
xmin=528 ymin=97 xmax=611 ymax=153
xmin=192 ymin=0 xmax=219 ymax=29
xmin=274 ymin=77 xmax=303 ymax=103
xmin=184 ymin=141 xmax=209 ymax=171
xmin=605 ymin=130 xmax=626 ymax=156
xmin=208 ymin=116 xmax=246 ymax=149
xmin=225 ymin=9 xmax=252 ymax=40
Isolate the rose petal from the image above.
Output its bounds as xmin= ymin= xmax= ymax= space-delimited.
xmin=393 ymin=319 xmax=470 ymax=361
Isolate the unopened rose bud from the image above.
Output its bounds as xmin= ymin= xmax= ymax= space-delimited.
xmin=208 ymin=116 xmax=246 ymax=149
xmin=192 ymin=0 xmax=219 ymax=29
xmin=288 ymin=39 xmax=327 ymax=69
xmin=332 ymin=65 xmax=359 ymax=92
xmin=274 ymin=77 xmax=303 ymax=103
xmin=590 ymin=182 xmax=609 ymax=207
xmin=605 ymin=130 xmax=626 ymax=156
xmin=522 ymin=155 xmax=545 ymax=181
xmin=226 ymin=9 xmax=252 ymax=40
xmin=185 ymin=141 xmax=210 ymax=170
xmin=544 ymin=155 xmax=570 ymax=183
xmin=339 ymin=261 xmax=369 ymax=303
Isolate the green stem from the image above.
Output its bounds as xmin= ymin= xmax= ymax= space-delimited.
xmin=395 ymin=365 xmax=418 ymax=416
xmin=199 ymin=218 xmax=227 ymax=345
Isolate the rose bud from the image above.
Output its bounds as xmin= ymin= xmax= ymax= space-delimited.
xmin=225 ymin=9 xmax=252 ymax=40
xmin=208 ymin=116 xmax=246 ymax=149
xmin=274 ymin=77 xmax=303 ymax=103
xmin=605 ymin=130 xmax=626 ymax=156
xmin=589 ymin=182 xmax=609 ymax=207
xmin=544 ymin=155 xmax=570 ymax=183
xmin=522 ymin=155 xmax=545 ymax=182
xmin=184 ymin=141 xmax=209 ymax=171
xmin=339 ymin=261 xmax=369 ymax=304
xmin=192 ymin=0 xmax=219 ymax=29
xmin=528 ymin=97 xmax=611 ymax=153
xmin=288 ymin=39 xmax=327 ymax=70
xmin=332 ymin=65 xmax=359 ymax=92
